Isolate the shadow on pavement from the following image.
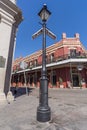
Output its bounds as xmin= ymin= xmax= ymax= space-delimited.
xmin=10 ymin=87 xmax=34 ymax=98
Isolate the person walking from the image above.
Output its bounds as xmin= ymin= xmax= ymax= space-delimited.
xmin=14 ymin=86 xmax=17 ymax=101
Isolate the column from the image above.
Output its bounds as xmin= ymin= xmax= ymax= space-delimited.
xmin=0 ymin=0 xmax=22 ymax=102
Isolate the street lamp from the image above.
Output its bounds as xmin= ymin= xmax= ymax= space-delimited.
xmin=20 ymin=61 xmax=28 ymax=95
xmin=37 ymin=4 xmax=51 ymax=122
xmin=38 ymin=4 xmax=51 ymax=22
xmin=77 ymin=64 xmax=84 ymax=87
xmin=32 ymin=4 xmax=56 ymax=122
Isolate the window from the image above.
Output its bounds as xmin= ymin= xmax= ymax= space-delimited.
xmin=30 ymin=61 xmax=32 ymax=67
xmin=50 ymin=53 xmax=54 ymax=62
xmin=70 ymin=49 xmax=76 ymax=58
xmin=34 ymin=60 xmax=37 ymax=66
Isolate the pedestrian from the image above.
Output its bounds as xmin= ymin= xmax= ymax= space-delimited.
xmin=14 ymin=86 xmax=17 ymax=101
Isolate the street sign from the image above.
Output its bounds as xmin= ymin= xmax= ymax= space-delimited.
xmin=32 ymin=28 xmax=56 ymax=40
xmin=32 ymin=28 xmax=43 ymax=39
xmin=46 ymin=28 xmax=56 ymax=39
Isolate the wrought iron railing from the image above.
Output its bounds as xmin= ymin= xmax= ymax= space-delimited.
xmin=13 ymin=52 xmax=87 ymax=72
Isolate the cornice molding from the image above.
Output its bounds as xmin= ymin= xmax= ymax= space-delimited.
xmin=0 ymin=12 xmax=14 ymax=26
xmin=9 ymin=0 xmax=16 ymax=4
xmin=0 ymin=0 xmax=22 ymax=25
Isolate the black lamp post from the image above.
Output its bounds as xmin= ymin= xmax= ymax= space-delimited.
xmin=37 ymin=4 xmax=51 ymax=122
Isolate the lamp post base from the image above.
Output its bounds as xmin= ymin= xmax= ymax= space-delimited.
xmin=37 ymin=106 xmax=51 ymax=122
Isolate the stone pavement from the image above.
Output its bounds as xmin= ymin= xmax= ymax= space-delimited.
xmin=0 ymin=88 xmax=87 ymax=130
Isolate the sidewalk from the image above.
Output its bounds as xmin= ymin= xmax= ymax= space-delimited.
xmin=0 ymin=89 xmax=87 ymax=130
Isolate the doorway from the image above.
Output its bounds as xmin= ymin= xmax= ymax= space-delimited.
xmin=72 ymin=74 xmax=79 ymax=87
xmin=51 ymin=70 xmax=56 ymax=86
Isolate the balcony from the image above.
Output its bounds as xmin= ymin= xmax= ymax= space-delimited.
xmin=47 ymin=53 xmax=87 ymax=64
xmin=13 ymin=52 xmax=87 ymax=73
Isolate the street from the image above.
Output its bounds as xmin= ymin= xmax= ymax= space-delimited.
xmin=0 ymin=88 xmax=87 ymax=130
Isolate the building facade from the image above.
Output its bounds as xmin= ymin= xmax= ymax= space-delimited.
xmin=0 ymin=0 xmax=22 ymax=101
xmin=12 ymin=33 xmax=87 ymax=88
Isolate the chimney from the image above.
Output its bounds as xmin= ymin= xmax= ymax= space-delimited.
xmin=62 ymin=33 xmax=66 ymax=39
xmin=74 ymin=33 xmax=80 ymax=39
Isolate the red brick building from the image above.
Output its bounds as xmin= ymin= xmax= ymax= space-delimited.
xmin=11 ymin=33 xmax=87 ymax=88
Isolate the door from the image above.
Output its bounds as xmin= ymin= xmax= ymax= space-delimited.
xmin=72 ymin=74 xmax=79 ymax=87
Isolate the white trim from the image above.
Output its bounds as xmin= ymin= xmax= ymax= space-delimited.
xmin=12 ymin=58 xmax=87 ymax=74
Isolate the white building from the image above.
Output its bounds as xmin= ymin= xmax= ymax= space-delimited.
xmin=0 ymin=0 xmax=22 ymax=102
xmin=10 ymin=0 xmax=16 ymax=4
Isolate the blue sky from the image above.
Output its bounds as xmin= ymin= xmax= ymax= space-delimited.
xmin=15 ymin=0 xmax=87 ymax=59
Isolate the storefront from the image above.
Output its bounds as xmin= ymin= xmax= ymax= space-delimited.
xmin=11 ymin=33 xmax=87 ymax=88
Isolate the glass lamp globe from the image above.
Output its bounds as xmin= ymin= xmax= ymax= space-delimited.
xmin=38 ymin=4 xmax=51 ymax=22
